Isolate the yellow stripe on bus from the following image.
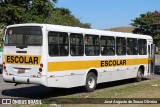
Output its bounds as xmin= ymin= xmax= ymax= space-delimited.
xmin=4 ymin=55 xmax=41 ymax=65
xmin=48 ymin=58 xmax=149 ymax=72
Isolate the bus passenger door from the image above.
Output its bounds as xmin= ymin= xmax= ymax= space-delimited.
xmin=148 ymin=44 xmax=155 ymax=75
xmin=148 ymin=45 xmax=151 ymax=75
xmin=151 ymin=44 xmax=155 ymax=74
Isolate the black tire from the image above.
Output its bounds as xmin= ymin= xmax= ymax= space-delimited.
xmin=136 ymin=68 xmax=143 ymax=82
xmin=85 ymin=72 xmax=97 ymax=92
xmin=0 ymin=67 xmax=2 ymax=74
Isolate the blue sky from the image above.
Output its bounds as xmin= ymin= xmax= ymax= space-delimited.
xmin=55 ymin=0 xmax=160 ymax=29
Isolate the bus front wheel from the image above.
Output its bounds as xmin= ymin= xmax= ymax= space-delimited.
xmin=85 ymin=72 xmax=97 ymax=92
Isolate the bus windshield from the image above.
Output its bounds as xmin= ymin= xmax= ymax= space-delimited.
xmin=4 ymin=26 xmax=42 ymax=46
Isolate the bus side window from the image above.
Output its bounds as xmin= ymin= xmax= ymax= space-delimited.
xmin=85 ymin=35 xmax=100 ymax=56
xmin=70 ymin=33 xmax=84 ymax=56
xmin=127 ymin=38 xmax=138 ymax=55
xmin=138 ymin=39 xmax=147 ymax=55
xmin=48 ymin=31 xmax=69 ymax=56
xmin=59 ymin=35 xmax=69 ymax=56
xmin=100 ymin=36 xmax=115 ymax=56
xmin=116 ymin=37 xmax=126 ymax=55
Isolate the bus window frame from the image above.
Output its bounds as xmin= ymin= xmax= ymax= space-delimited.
xmin=48 ymin=31 xmax=69 ymax=57
xmin=127 ymin=38 xmax=138 ymax=55
xmin=100 ymin=35 xmax=115 ymax=56
xmin=4 ymin=26 xmax=43 ymax=46
xmin=84 ymin=34 xmax=100 ymax=56
xmin=116 ymin=37 xmax=126 ymax=55
xmin=138 ymin=39 xmax=147 ymax=55
xmin=70 ymin=33 xmax=84 ymax=56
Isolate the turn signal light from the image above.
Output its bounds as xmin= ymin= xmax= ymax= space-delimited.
xmin=39 ymin=63 xmax=43 ymax=72
xmin=3 ymin=66 xmax=6 ymax=70
xmin=3 ymin=62 xmax=6 ymax=69
xmin=39 ymin=68 xmax=42 ymax=72
xmin=40 ymin=63 xmax=43 ymax=68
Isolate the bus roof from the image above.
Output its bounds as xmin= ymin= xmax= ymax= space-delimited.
xmin=7 ymin=23 xmax=152 ymax=40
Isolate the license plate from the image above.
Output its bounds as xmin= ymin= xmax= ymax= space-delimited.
xmin=18 ymin=68 xmax=25 ymax=73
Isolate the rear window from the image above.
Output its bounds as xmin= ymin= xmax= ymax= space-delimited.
xmin=5 ymin=26 xmax=42 ymax=46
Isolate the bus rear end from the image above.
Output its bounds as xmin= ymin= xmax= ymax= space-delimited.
xmin=3 ymin=25 xmax=47 ymax=86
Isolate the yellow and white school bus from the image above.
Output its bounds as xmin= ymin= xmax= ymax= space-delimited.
xmin=3 ymin=23 xmax=155 ymax=92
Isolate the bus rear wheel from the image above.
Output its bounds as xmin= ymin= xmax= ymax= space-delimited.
xmin=85 ymin=72 xmax=97 ymax=92
xmin=136 ymin=68 xmax=143 ymax=82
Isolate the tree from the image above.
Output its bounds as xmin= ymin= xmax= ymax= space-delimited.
xmin=0 ymin=0 xmax=90 ymax=28
xmin=51 ymin=8 xmax=91 ymax=28
xmin=0 ymin=0 xmax=90 ymax=45
xmin=0 ymin=0 xmax=57 ymax=25
xmin=131 ymin=11 xmax=160 ymax=47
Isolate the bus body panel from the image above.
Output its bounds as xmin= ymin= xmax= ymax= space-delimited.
xmin=47 ymin=69 xmax=86 ymax=88
xmin=46 ymin=55 xmax=150 ymax=88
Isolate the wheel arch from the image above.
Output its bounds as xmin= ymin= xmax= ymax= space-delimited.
xmin=83 ymin=68 xmax=98 ymax=85
xmin=138 ymin=65 xmax=145 ymax=75
xmin=86 ymin=68 xmax=98 ymax=77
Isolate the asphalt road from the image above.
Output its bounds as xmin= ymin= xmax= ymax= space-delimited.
xmin=0 ymin=74 xmax=51 ymax=99
xmin=0 ymin=55 xmax=160 ymax=99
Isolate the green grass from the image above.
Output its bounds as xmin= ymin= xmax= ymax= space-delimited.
xmin=58 ymin=79 xmax=160 ymax=98
xmin=155 ymin=50 xmax=160 ymax=54
xmin=60 ymin=79 xmax=160 ymax=107
xmin=10 ymin=79 xmax=160 ymax=107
